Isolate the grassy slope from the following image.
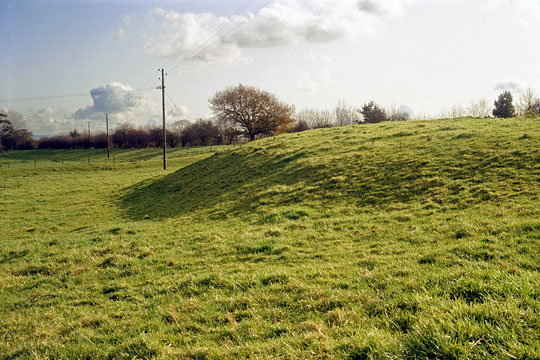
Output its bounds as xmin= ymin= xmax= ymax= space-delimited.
xmin=1 ymin=118 xmax=540 ymax=359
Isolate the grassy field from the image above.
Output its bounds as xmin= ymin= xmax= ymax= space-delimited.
xmin=1 ymin=117 xmax=540 ymax=359
xmin=0 ymin=145 xmax=231 ymax=169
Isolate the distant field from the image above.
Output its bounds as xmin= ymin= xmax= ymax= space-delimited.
xmin=0 ymin=145 xmax=232 ymax=169
xmin=1 ymin=118 xmax=540 ymax=359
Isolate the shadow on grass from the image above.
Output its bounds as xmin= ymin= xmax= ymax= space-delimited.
xmin=120 ymin=150 xmax=484 ymax=222
xmin=119 ymin=125 xmax=539 ymax=221
xmin=119 ymin=148 xmax=322 ymax=220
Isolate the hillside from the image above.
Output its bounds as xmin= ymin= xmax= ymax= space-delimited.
xmin=1 ymin=117 xmax=540 ymax=359
xmin=122 ymin=117 xmax=540 ymax=220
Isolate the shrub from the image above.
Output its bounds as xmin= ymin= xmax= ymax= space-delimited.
xmin=493 ymin=91 xmax=515 ymax=118
xmin=361 ymin=101 xmax=388 ymax=123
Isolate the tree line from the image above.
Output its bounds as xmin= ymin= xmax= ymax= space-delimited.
xmin=2 ymin=85 xmax=540 ymax=152
xmin=0 ymin=109 xmax=34 ymax=151
xmin=36 ymin=119 xmax=237 ymax=150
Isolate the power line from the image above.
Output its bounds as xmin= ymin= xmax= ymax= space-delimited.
xmin=164 ymin=0 xmax=270 ymax=70
xmin=138 ymin=69 xmax=162 ymax=92
xmin=0 ymin=87 xmax=157 ymax=104
xmin=184 ymin=0 xmax=273 ymax=64
xmin=165 ymin=91 xmax=180 ymax=111
xmin=0 ymin=93 xmax=89 ymax=103
xmin=162 ymin=0 xmax=257 ymax=69
xmin=1 ymin=1 xmax=274 ymax=105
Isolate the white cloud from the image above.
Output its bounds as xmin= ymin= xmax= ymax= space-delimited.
xmin=113 ymin=28 xmax=127 ymax=41
xmin=485 ymin=0 xmax=540 ymax=19
xmin=144 ymin=0 xmax=413 ymax=65
xmin=398 ymin=103 xmax=416 ymax=116
xmin=357 ymin=0 xmax=411 ymax=16
xmin=17 ymin=83 xmax=192 ymax=135
xmin=74 ymin=82 xmax=161 ymax=127
xmin=295 ymin=70 xmax=333 ymax=92
xmin=23 ymin=108 xmax=77 ymax=136
xmin=122 ymin=14 xmax=132 ymax=25
xmin=494 ymin=79 xmax=527 ymax=93
xmin=168 ymin=105 xmax=190 ymax=119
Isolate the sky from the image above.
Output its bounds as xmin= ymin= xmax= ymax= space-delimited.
xmin=1 ymin=0 xmax=540 ymax=135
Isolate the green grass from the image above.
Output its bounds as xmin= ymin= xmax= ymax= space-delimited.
xmin=1 ymin=117 xmax=540 ymax=359
xmin=0 ymin=145 xmax=232 ymax=169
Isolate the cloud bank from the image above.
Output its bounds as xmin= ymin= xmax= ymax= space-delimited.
xmin=21 ymin=82 xmax=190 ymax=135
xmin=144 ymin=0 xmax=413 ymax=65
xmin=74 ymin=82 xmax=160 ymax=124
xmin=494 ymin=79 xmax=527 ymax=93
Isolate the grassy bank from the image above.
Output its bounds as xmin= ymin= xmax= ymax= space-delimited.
xmin=1 ymin=117 xmax=540 ymax=359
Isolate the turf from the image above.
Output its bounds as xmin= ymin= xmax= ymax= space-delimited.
xmin=1 ymin=117 xmax=540 ymax=359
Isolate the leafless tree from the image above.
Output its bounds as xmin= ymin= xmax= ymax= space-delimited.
xmin=296 ymin=109 xmax=336 ymax=129
xmin=2 ymin=108 xmax=26 ymax=129
xmin=209 ymin=84 xmax=294 ymax=141
xmin=468 ymin=99 xmax=492 ymax=118
xmin=386 ymin=105 xmax=410 ymax=121
xmin=170 ymin=119 xmax=191 ymax=134
xmin=335 ymin=100 xmax=362 ymax=125
xmin=440 ymin=105 xmax=466 ymax=119
xmin=517 ymin=88 xmax=538 ymax=117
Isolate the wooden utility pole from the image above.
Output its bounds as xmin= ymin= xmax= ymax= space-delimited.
xmin=158 ymin=68 xmax=167 ymax=170
xmin=105 ymin=114 xmax=110 ymax=159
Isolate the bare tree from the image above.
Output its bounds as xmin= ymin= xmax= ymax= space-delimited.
xmin=296 ymin=109 xmax=336 ymax=129
xmin=209 ymin=84 xmax=294 ymax=141
xmin=386 ymin=105 xmax=410 ymax=121
xmin=440 ymin=105 xmax=466 ymax=119
xmin=468 ymin=99 xmax=492 ymax=118
xmin=531 ymin=99 xmax=540 ymax=116
xmin=170 ymin=119 xmax=191 ymax=134
xmin=335 ymin=100 xmax=362 ymax=125
xmin=517 ymin=88 xmax=537 ymax=117
xmin=2 ymin=108 xmax=26 ymax=129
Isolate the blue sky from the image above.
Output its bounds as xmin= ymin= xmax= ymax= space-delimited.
xmin=1 ymin=0 xmax=540 ymax=135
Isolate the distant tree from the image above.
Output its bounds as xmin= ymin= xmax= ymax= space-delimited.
xmin=440 ymin=105 xmax=466 ymax=119
xmin=216 ymin=118 xmax=243 ymax=145
xmin=0 ymin=118 xmax=10 ymax=152
xmin=386 ymin=105 xmax=410 ymax=121
xmin=170 ymin=120 xmax=191 ymax=135
xmin=0 ymin=118 xmax=33 ymax=151
xmin=468 ymin=99 xmax=492 ymax=118
xmin=13 ymin=128 xmax=34 ymax=149
xmin=335 ymin=100 xmax=362 ymax=125
xmin=209 ymin=84 xmax=294 ymax=141
xmin=166 ymin=130 xmax=181 ymax=148
xmin=91 ymin=133 xmax=109 ymax=149
xmin=389 ymin=112 xmax=409 ymax=121
xmin=530 ymin=99 xmax=540 ymax=116
xmin=493 ymin=91 xmax=515 ymax=118
xmin=517 ymin=88 xmax=537 ymax=117
xmin=291 ymin=119 xmax=310 ymax=133
xmin=296 ymin=109 xmax=335 ymax=129
xmin=111 ymin=123 xmax=148 ymax=148
xmin=361 ymin=101 xmax=387 ymax=123
xmin=69 ymin=129 xmax=81 ymax=138
xmin=2 ymin=109 xmax=26 ymax=129
xmin=148 ymin=127 xmax=165 ymax=147
xmin=181 ymin=119 xmax=219 ymax=147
